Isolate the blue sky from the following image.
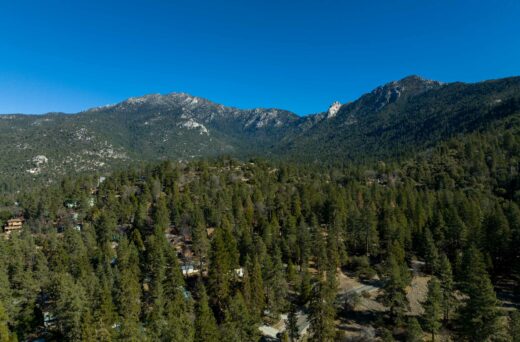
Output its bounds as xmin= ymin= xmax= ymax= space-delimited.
xmin=0 ymin=0 xmax=519 ymax=115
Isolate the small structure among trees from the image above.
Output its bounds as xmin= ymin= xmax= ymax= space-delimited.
xmin=3 ymin=217 xmax=23 ymax=234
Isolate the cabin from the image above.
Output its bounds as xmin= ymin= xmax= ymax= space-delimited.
xmin=234 ymin=267 xmax=244 ymax=278
xmin=63 ymin=199 xmax=79 ymax=209
xmin=181 ymin=264 xmax=199 ymax=277
xmin=3 ymin=218 xmax=23 ymax=234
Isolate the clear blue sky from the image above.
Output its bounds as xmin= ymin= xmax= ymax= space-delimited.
xmin=1 ymin=0 xmax=519 ymax=115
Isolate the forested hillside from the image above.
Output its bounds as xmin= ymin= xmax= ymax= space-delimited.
xmin=279 ymin=76 xmax=520 ymax=163
xmin=0 ymin=107 xmax=518 ymax=341
xmin=1 ymin=75 xmax=520 ymax=192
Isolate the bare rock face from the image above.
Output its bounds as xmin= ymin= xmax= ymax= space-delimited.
xmin=327 ymin=101 xmax=342 ymax=119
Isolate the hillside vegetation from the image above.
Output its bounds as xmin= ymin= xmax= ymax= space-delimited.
xmin=1 ymin=75 xmax=520 ymax=192
xmin=0 ymin=108 xmax=518 ymax=340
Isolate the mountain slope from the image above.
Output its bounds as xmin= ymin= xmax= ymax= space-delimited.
xmin=1 ymin=75 xmax=520 ymax=190
xmin=0 ymin=93 xmax=299 ymax=188
xmin=278 ymin=75 xmax=520 ymax=162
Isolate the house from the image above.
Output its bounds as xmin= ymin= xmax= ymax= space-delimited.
xmin=43 ymin=311 xmax=57 ymax=329
xmin=181 ymin=264 xmax=199 ymax=277
xmin=63 ymin=199 xmax=79 ymax=209
xmin=4 ymin=218 xmax=23 ymax=234
xmin=234 ymin=267 xmax=244 ymax=278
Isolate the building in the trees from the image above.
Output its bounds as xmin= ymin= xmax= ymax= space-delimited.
xmin=181 ymin=263 xmax=199 ymax=277
xmin=3 ymin=218 xmax=23 ymax=234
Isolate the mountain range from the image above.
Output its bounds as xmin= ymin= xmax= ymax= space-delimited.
xmin=1 ymin=75 xmax=520 ymax=188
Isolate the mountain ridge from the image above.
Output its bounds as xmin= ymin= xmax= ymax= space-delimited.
xmin=1 ymin=75 xmax=520 ymax=190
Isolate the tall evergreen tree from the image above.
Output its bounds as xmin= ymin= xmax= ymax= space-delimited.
xmin=510 ymin=310 xmax=520 ymax=342
xmin=309 ymin=280 xmax=336 ymax=342
xmin=55 ymin=273 xmax=88 ymax=342
xmin=438 ymin=254 xmax=454 ymax=322
xmin=423 ymin=277 xmax=442 ymax=341
xmin=220 ymin=292 xmax=259 ymax=342
xmin=194 ymin=283 xmax=220 ymax=342
xmin=249 ymin=256 xmax=265 ymax=317
xmin=0 ymin=301 xmax=11 ymax=342
xmin=381 ymin=249 xmax=409 ymax=325
xmin=116 ymin=240 xmax=143 ymax=341
xmin=164 ymin=291 xmax=194 ymax=342
xmin=286 ymin=303 xmax=300 ymax=342
xmin=265 ymin=249 xmax=288 ymax=315
xmin=457 ymin=246 xmax=500 ymax=341
xmin=208 ymin=226 xmax=234 ymax=315
xmin=423 ymin=227 xmax=440 ymax=274
xmin=405 ymin=316 xmax=423 ymax=342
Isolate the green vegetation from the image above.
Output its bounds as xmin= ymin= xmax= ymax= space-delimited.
xmin=0 ymin=75 xmax=519 ymax=340
xmin=2 ymin=76 xmax=520 ymax=195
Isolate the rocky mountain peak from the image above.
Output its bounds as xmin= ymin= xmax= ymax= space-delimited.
xmin=369 ymin=75 xmax=443 ymax=110
xmin=326 ymin=101 xmax=342 ymax=119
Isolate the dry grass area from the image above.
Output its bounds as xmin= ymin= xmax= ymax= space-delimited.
xmin=336 ymin=266 xmax=433 ymax=341
xmin=337 ymin=270 xmax=364 ymax=293
xmin=406 ymin=275 xmax=430 ymax=315
xmin=336 ymin=271 xmax=384 ymax=340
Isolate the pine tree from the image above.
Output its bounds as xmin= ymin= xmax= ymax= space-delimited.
xmin=194 ymin=283 xmax=220 ymax=342
xmin=145 ymin=235 xmax=167 ymax=337
xmin=249 ymin=256 xmax=265 ymax=317
xmin=117 ymin=239 xmax=141 ymax=298
xmin=510 ymin=310 xmax=520 ymax=342
xmin=220 ymin=292 xmax=259 ymax=342
xmin=438 ymin=254 xmax=454 ymax=322
xmin=312 ymin=222 xmax=328 ymax=274
xmin=381 ymin=249 xmax=409 ymax=325
xmin=265 ymin=249 xmax=288 ymax=315
xmin=286 ymin=303 xmax=300 ymax=342
xmin=80 ymin=311 xmax=97 ymax=342
xmin=208 ymin=226 xmax=234 ymax=315
xmin=299 ymin=265 xmax=312 ymax=304
xmin=116 ymin=240 xmax=142 ymax=341
xmin=55 ymin=273 xmax=88 ymax=342
xmin=423 ymin=227 xmax=440 ymax=274
xmin=96 ymin=211 xmax=117 ymax=246
xmin=361 ymin=204 xmax=379 ymax=257
xmin=164 ymin=291 xmax=194 ymax=342
xmin=457 ymin=245 xmax=500 ymax=341
xmin=423 ymin=277 xmax=442 ymax=341
xmin=309 ymin=280 xmax=336 ymax=342
xmin=484 ymin=204 xmax=511 ymax=272
xmin=192 ymin=220 xmax=209 ymax=272
xmin=0 ymin=301 xmax=10 ymax=342
xmin=95 ymin=273 xmax=117 ymax=339
xmin=405 ymin=316 xmax=423 ymax=342
xmin=444 ymin=207 xmax=468 ymax=260
xmin=152 ymin=196 xmax=170 ymax=236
